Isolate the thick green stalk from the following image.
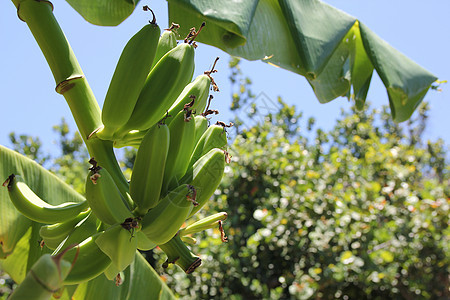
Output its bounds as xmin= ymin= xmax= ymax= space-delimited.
xmin=12 ymin=0 xmax=130 ymax=199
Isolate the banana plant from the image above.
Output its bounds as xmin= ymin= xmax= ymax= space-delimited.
xmin=0 ymin=0 xmax=438 ymax=299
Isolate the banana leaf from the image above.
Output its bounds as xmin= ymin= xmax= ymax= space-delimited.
xmin=65 ymin=0 xmax=437 ymax=121
xmin=167 ymin=0 xmax=437 ymax=122
xmin=65 ymin=0 xmax=140 ymax=26
xmin=0 ymin=145 xmax=175 ymax=299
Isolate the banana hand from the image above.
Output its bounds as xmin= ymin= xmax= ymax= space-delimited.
xmin=97 ymin=9 xmax=161 ymax=140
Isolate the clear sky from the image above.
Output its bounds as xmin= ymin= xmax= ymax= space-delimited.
xmin=1 ymin=1 xmax=448 ymax=158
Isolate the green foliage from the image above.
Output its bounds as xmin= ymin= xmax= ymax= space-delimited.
xmin=154 ymin=61 xmax=449 ymax=299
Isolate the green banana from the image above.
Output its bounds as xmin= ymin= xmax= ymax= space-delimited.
xmin=179 ymin=212 xmax=228 ymax=236
xmin=62 ymin=233 xmax=112 ymax=285
xmin=151 ymin=23 xmax=179 ymax=69
xmin=39 ymin=209 xmax=92 ymax=250
xmin=187 ymin=124 xmax=228 ymax=171
xmin=159 ymin=234 xmax=202 ymax=274
xmin=52 ymin=210 xmax=99 ymax=254
xmin=113 ymin=129 xmax=148 ymax=148
xmin=180 ymin=235 xmax=197 ymax=245
xmin=4 ymin=174 xmax=89 ymax=224
xmin=85 ymin=163 xmax=133 ymax=225
xmin=141 ymin=184 xmax=197 ymax=245
xmin=95 ymin=222 xmax=138 ymax=272
xmin=8 ymin=251 xmax=72 ymax=300
xmin=136 ymin=231 xmax=156 ymax=251
xmin=165 ymin=76 xmax=211 ymax=125
xmin=193 ymin=115 xmax=209 ymax=146
xmin=164 ymin=57 xmax=220 ymax=127
xmin=97 ymin=9 xmax=161 ymax=140
xmin=180 ymin=148 xmax=226 ymax=218
xmin=162 ymin=109 xmax=196 ymax=192
xmin=130 ymin=123 xmax=170 ymax=215
xmin=114 ymin=41 xmax=196 ymax=137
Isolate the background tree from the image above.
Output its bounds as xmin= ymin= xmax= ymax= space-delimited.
xmin=153 ymin=60 xmax=449 ymax=299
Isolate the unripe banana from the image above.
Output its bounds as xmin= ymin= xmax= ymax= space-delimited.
xmin=62 ymin=233 xmax=112 ymax=285
xmin=113 ymin=129 xmax=147 ymax=148
xmin=179 ymin=212 xmax=228 ymax=236
xmin=97 ymin=11 xmax=161 ymax=140
xmin=162 ymin=110 xmax=196 ymax=193
xmin=130 ymin=123 xmax=170 ymax=215
xmin=39 ymin=209 xmax=92 ymax=250
xmin=164 ymin=74 xmax=212 ymax=126
xmin=180 ymin=235 xmax=197 ymax=245
xmin=180 ymin=148 xmax=226 ymax=218
xmin=187 ymin=124 xmax=228 ymax=171
xmin=52 ymin=210 xmax=99 ymax=254
xmin=141 ymin=184 xmax=197 ymax=245
xmin=4 ymin=174 xmax=89 ymax=224
xmin=95 ymin=222 xmax=138 ymax=272
xmin=136 ymin=231 xmax=156 ymax=251
xmin=151 ymin=24 xmax=178 ymax=69
xmin=115 ymin=42 xmax=196 ymax=136
xmin=159 ymin=234 xmax=201 ymax=274
xmin=8 ymin=252 xmax=72 ymax=300
xmin=193 ymin=115 xmax=208 ymax=146
xmin=85 ymin=164 xmax=133 ymax=225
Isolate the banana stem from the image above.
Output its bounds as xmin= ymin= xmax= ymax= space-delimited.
xmin=12 ymin=0 xmax=129 ymax=197
xmin=158 ymin=234 xmax=201 ymax=274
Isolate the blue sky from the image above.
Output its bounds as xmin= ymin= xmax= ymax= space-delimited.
xmin=1 ymin=1 xmax=448 ymax=158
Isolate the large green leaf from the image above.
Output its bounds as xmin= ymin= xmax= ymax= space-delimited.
xmin=0 ymin=144 xmax=85 ymax=280
xmin=65 ymin=0 xmax=139 ymax=26
xmin=0 ymin=146 xmax=175 ymax=299
xmin=167 ymin=0 xmax=437 ymax=122
xmin=62 ymin=0 xmax=436 ymax=121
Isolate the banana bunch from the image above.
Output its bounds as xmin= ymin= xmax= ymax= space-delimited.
xmin=3 ymin=9 xmax=234 ymax=286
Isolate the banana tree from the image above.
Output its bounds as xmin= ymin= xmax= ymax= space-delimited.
xmin=0 ymin=0 xmax=437 ymax=299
